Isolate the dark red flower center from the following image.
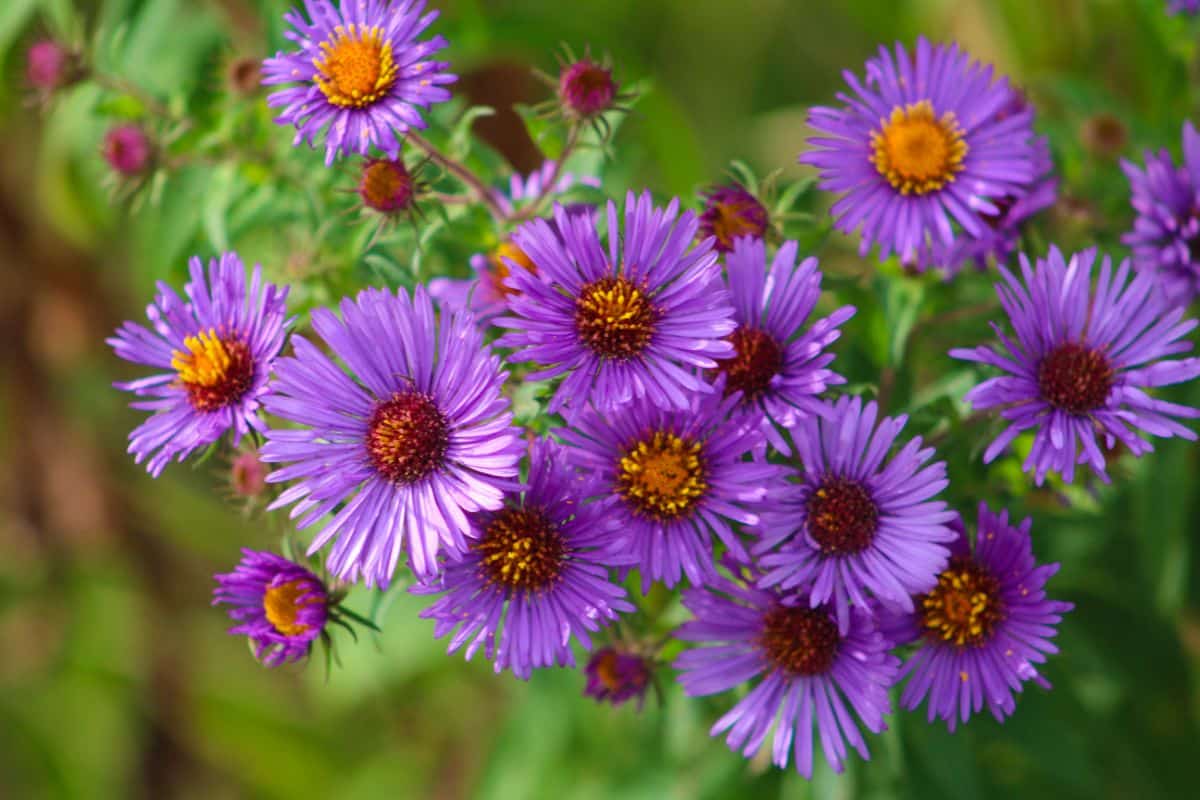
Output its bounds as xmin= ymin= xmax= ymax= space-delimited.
xmin=806 ymin=477 xmax=879 ymax=555
xmin=359 ymin=159 xmax=415 ymax=213
xmin=918 ymin=555 xmax=1005 ymax=647
xmin=574 ymin=276 xmax=658 ymax=359
xmin=759 ymin=605 xmax=840 ymax=676
xmin=366 ymin=391 xmax=449 ymax=484
xmin=1036 ymin=342 xmax=1114 ymax=414
xmin=172 ymin=329 xmax=255 ymax=412
xmin=474 ymin=506 xmax=567 ymax=592
xmin=700 ymin=186 xmax=769 ymax=251
xmin=717 ymin=326 xmax=783 ymax=400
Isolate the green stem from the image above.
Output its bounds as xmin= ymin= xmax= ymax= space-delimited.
xmin=406 ymin=130 xmax=505 ymax=221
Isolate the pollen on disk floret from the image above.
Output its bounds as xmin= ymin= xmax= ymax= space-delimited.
xmin=496 ymin=191 xmax=736 ymax=415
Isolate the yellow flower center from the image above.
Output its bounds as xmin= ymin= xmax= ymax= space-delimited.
xmin=919 ymin=556 xmax=1005 ymax=647
xmin=489 ymin=241 xmax=536 ymax=297
xmin=263 ymin=579 xmax=319 ymax=637
xmin=171 ymin=329 xmax=254 ymax=412
xmin=870 ymin=100 xmax=968 ymax=195
xmin=474 ymin=507 xmax=566 ymax=592
xmin=617 ymin=431 xmax=708 ymax=520
xmin=314 ymin=24 xmax=398 ymax=109
xmin=574 ymin=275 xmax=659 ymax=360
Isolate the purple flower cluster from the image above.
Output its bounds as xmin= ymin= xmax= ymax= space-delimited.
xmin=98 ymin=13 xmax=1200 ymax=786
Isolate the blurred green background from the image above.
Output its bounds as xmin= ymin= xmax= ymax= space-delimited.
xmin=3 ymin=0 xmax=1200 ymax=798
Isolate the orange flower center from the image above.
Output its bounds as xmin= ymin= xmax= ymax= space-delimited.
xmin=489 ymin=241 xmax=536 ymax=297
xmin=919 ymin=556 xmax=1005 ymax=647
xmin=314 ymin=24 xmax=398 ymax=109
xmin=617 ymin=431 xmax=708 ymax=520
xmin=263 ymin=579 xmax=319 ymax=637
xmin=871 ymin=100 xmax=968 ymax=195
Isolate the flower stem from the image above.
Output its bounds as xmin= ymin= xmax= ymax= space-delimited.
xmin=406 ymin=130 xmax=505 ymax=221
xmin=517 ymin=123 xmax=582 ymax=220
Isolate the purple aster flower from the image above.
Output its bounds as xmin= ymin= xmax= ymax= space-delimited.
xmin=674 ymin=569 xmax=900 ymax=778
xmin=213 ymin=549 xmax=329 ymax=667
xmin=260 ymin=286 xmax=524 ymax=586
xmin=950 ymin=247 xmax=1200 ymax=484
xmin=921 ymin=137 xmax=1058 ymax=276
xmin=755 ymin=395 xmax=957 ymax=633
xmin=262 ymin=0 xmax=455 ymax=165
xmin=428 ymin=161 xmax=599 ymax=320
xmin=497 ymin=191 xmax=736 ymax=414
xmin=1168 ymin=0 xmax=1200 ymax=14
xmin=416 ymin=439 xmax=634 ymax=679
xmin=584 ymin=646 xmax=653 ymax=709
xmin=718 ymin=237 xmax=855 ymax=449
xmin=107 ymin=253 xmax=290 ymax=476
xmin=890 ymin=503 xmax=1073 ymax=731
xmin=699 ymin=183 xmax=770 ymax=253
xmin=801 ymin=38 xmax=1038 ymax=262
xmin=557 ymin=386 xmax=780 ymax=590
xmin=1121 ymin=121 xmax=1200 ymax=307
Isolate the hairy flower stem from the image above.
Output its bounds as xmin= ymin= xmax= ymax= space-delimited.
xmin=516 ymin=123 xmax=581 ymax=221
xmin=405 ymin=130 xmax=505 ymax=221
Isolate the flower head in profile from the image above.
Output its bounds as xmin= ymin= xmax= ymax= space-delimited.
xmin=497 ymin=191 xmax=736 ymax=414
xmin=263 ymin=0 xmax=455 ymax=164
xmin=674 ymin=567 xmax=899 ymax=779
xmin=889 ymin=504 xmax=1073 ymax=731
xmin=584 ymin=646 xmax=654 ymax=709
xmin=718 ymin=237 xmax=855 ymax=449
xmin=213 ymin=549 xmax=329 ymax=667
xmin=557 ymin=386 xmax=780 ymax=590
xmin=260 ymin=286 xmax=524 ymax=586
xmin=756 ymin=396 xmax=957 ymax=633
xmin=428 ymin=161 xmax=599 ymax=320
xmin=1168 ymin=0 xmax=1200 ymax=15
xmin=1121 ymin=121 xmax=1200 ymax=307
xmin=107 ymin=253 xmax=290 ymax=476
xmin=801 ymin=38 xmax=1038 ymax=262
xmin=951 ymin=247 xmax=1200 ymax=484
xmin=699 ymin=183 xmax=770 ymax=252
xmin=417 ymin=439 xmax=634 ymax=679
